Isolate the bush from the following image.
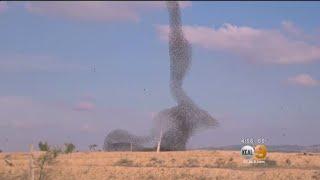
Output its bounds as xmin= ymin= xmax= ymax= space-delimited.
xmin=285 ymin=159 xmax=291 ymax=166
xmin=183 ymin=158 xmax=199 ymax=167
xmin=64 ymin=143 xmax=75 ymax=154
xmin=51 ymin=146 xmax=62 ymax=158
xmin=147 ymin=157 xmax=164 ymax=167
xmin=215 ymin=158 xmax=226 ymax=168
xmin=113 ymin=158 xmax=134 ymax=166
xmin=89 ymin=144 xmax=98 ymax=151
xmin=38 ymin=141 xmax=50 ymax=151
xmin=36 ymin=150 xmax=59 ymax=180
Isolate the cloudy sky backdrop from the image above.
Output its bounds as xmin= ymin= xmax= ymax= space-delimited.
xmin=0 ymin=1 xmax=320 ymax=151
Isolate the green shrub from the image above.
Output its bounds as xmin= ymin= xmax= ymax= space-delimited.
xmin=64 ymin=143 xmax=75 ymax=154
xmin=36 ymin=149 xmax=60 ymax=180
xmin=38 ymin=141 xmax=50 ymax=151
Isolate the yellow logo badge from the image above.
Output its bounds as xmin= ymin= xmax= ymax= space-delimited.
xmin=254 ymin=144 xmax=267 ymax=160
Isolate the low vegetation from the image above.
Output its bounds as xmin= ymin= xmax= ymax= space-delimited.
xmin=113 ymin=158 xmax=134 ymax=167
xmin=38 ymin=141 xmax=50 ymax=152
xmin=183 ymin=158 xmax=199 ymax=167
xmin=147 ymin=157 xmax=165 ymax=167
xmin=0 ymin=150 xmax=319 ymax=179
xmin=36 ymin=149 xmax=59 ymax=180
xmin=64 ymin=143 xmax=76 ymax=154
xmin=88 ymin=144 xmax=98 ymax=151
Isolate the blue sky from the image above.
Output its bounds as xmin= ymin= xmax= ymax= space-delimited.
xmin=0 ymin=1 xmax=320 ymax=151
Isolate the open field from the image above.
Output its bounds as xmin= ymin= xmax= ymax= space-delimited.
xmin=1 ymin=150 xmax=320 ymax=180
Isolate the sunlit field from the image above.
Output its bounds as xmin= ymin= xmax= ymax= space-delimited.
xmin=1 ymin=150 xmax=320 ymax=179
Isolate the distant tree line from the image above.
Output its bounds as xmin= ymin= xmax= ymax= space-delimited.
xmin=38 ymin=141 xmax=76 ymax=154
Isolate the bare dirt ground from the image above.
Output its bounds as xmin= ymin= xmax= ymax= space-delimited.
xmin=1 ymin=150 xmax=320 ymax=180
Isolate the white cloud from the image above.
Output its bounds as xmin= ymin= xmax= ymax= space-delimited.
xmin=0 ymin=54 xmax=87 ymax=73
xmin=79 ymin=123 xmax=97 ymax=133
xmin=156 ymin=23 xmax=320 ymax=64
xmin=281 ymin=20 xmax=314 ymax=42
xmin=0 ymin=96 xmax=57 ymax=129
xmin=80 ymin=93 xmax=96 ymax=102
xmin=0 ymin=96 xmax=154 ymax=151
xmin=0 ymin=1 xmax=7 ymax=13
xmin=287 ymin=74 xmax=319 ymax=87
xmin=73 ymin=101 xmax=95 ymax=112
xmin=281 ymin=21 xmax=303 ymax=38
xmin=25 ymin=1 xmax=191 ymax=22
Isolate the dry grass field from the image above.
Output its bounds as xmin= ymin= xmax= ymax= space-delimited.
xmin=1 ymin=150 xmax=320 ymax=180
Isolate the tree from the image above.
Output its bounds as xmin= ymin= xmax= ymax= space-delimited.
xmin=64 ymin=143 xmax=75 ymax=154
xmin=38 ymin=141 xmax=50 ymax=151
xmin=89 ymin=144 xmax=98 ymax=151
